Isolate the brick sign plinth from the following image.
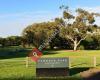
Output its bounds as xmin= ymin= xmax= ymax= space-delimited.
xmin=36 ymin=57 xmax=69 ymax=77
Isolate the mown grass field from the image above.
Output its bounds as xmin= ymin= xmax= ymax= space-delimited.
xmin=0 ymin=47 xmax=100 ymax=80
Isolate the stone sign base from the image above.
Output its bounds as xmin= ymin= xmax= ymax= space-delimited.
xmin=36 ymin=68 xmax=69 ymax=77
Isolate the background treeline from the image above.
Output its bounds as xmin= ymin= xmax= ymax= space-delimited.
xmin=0 ymin=22 xmax=100 ymax=50
xmin=0 ymin=36 xmax=22 ymax=47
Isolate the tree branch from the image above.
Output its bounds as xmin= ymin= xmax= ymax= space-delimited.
xmin=66 ymin=35 xmax=74 ymax=42
xmin=77 ymin=35 xmax=87 ymax=46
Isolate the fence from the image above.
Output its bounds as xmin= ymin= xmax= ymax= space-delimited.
xmin=69 ymin=56 xmax=100 ymax=68
xmin=0 ymin=56 xmax=100 ymax=68
xmin=0 ymin=57 xmax=34 ymax=68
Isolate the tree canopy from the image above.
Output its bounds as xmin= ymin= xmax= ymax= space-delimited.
xmin=59 ymin=7 xmax=100 ymax=50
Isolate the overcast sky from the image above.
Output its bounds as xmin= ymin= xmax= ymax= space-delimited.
xmin=0 ymin=0 xmax=100 ymax=37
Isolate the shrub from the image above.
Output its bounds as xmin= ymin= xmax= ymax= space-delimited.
xmin=78 ymin=45 xmax=85 ymax=50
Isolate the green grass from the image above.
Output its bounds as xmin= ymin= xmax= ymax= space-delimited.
xmin=43 ymin=50 xmax=100 ymax=68
xmin=0 ymin=58 xmax=82 ymax=80
xmin=0 ymin=61 xmax=36 ymax=80
xmin=0 ymin=47 xmax=100 ymax=80
xmin=43 ymin=50 xmax=100 ymax=57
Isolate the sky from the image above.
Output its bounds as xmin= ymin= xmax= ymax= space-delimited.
xmin=0 ymin=0 xmax=100 ymax=37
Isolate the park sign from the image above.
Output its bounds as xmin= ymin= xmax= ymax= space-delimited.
xmin=37 ymin=57 xmax=69 ymax=68
xmin=36 ymin=57 xmax=69 ymax=77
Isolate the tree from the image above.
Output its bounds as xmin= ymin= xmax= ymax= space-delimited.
xmin=5 ymin=36 xmax=22 ymax=46
xmin=60 ymin=7 xmax=100 ymax=51
xmin=0 ymin=36 xmax=22 ymax=47
xmin=0 ymin=37 xmax=3 ymax=47
xmin=22 ymin=22 xmax=57 ymax=48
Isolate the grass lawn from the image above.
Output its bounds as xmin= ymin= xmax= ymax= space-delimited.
xmin=0 ymin=47 xmax=100 ymax=80
xmin=43 ymin=50 xmax=100 ymax=67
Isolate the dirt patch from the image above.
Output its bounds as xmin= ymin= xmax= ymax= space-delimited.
xmin=80 ymin=68 xmax=100 ymax=80
xmin=65 ymin=50 xmax=80 ymax=52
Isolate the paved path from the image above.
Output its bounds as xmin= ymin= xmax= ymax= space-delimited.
xmin=80 ymin=68 xmax=100 ymax=80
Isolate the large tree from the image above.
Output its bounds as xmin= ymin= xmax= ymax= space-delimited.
xmin=22 ymin=22 xmax=58 ymax=48
xmin=60 ymin=7 xmax=100 ymax=50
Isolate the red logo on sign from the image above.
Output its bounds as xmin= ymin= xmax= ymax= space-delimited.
xmin=28 ymin=48 xmax=42 ymax=62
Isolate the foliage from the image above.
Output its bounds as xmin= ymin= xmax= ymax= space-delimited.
xmin=60 ymin=7 xmax=100 ymax=50
xmin=78 ymin=45 xmax=85 ymax=50
xmin=22 ymin=21 xmax=60 ymax=49
xmin=0 ymin=36 xmax=22 ymax=47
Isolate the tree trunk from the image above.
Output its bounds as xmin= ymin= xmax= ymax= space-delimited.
xmin=73 ymin=41 xmax=78 ymax=51
xmin=74 ymin=45 xmax=77 ymax=51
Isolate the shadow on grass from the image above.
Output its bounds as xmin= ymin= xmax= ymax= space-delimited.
xmin=0 ymin=48 xmax=31 ymax=60
xmin=43 ymin=50 xmax=59 ymax=55
xmin=0 ymin=47 xmax=60 ymax=60
xmin=70 ymin=67 xmax=90 ymax=76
